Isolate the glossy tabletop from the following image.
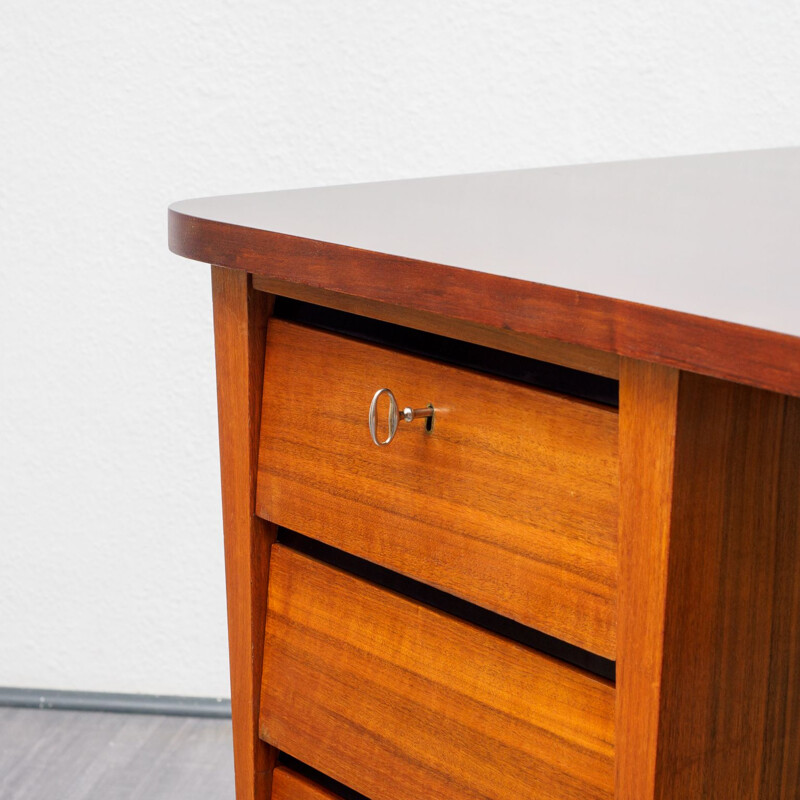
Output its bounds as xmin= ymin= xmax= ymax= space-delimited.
xmin=170 ymin=147 xmax=800 ymax=396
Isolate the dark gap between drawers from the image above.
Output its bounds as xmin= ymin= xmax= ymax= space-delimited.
xmin=277 ymin=753 xmax=371 ymax=800
xmin=272 ymin=296 xmax=619 ymax=408
xmin=277 ymin=528 xmax=616 ymax=682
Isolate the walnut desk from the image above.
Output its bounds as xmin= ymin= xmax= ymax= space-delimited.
xmin=169 ymin=148 xmax=800 ymax=800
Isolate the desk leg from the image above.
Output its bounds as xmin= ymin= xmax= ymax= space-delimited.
xmin=212 ymin=266 xmax=276 ymax=800
xmin=617 ymin=360 xmax=800 ymax=799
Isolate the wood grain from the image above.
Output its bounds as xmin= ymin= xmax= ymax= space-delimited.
xmin=260 ymin=545 xmax=615 ymax=800
xmin=616 ymin=360 xmax=680 ymax=800
xmin=211 ymin=266 xmax=275 ymax=800
xmin=256 ymin=320 xmax=619 ymax=658
xmin=617 ymin=361 xmax=800 ymax=798
xmin=171 ymin=210 xmax=800 ymax=398
xmin=271 ymin=767 xmax=342 ymax=800
xmin=251 ymin=274 xmax=619 ymax=378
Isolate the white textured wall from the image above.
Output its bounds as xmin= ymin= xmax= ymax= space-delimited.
xmin=1 ymin=0 xmax=799 ymax=698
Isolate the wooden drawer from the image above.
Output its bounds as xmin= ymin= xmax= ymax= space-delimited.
xmin=271 ymin=767 xmax=342 ymax=800
xmin=256 ymin=320 xmax=619 ymax=657
xmin=261 ymin=545 xmax=614 ymax=800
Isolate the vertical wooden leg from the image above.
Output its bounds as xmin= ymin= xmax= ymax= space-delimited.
xmin=616 ymin=360 xmax=680 ymax=800
xmin=617 ymin=360 xmax=800 ymax=799
xmin=212 ymin=266 xmax=276 ymax=800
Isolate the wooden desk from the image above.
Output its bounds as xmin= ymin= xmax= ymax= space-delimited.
xmin=169 ymin=147 xmax=800 ymax=800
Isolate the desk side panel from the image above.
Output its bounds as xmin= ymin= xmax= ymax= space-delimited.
xmin=618 ymin=362 xmax=800 ymax=799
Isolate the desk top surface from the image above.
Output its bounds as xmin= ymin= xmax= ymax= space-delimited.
xmin=169 ymin=147 xmax=800 ymax=396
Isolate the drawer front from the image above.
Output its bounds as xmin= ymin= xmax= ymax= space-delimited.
xmin=260 ymin=545 xmax=615 ymax=800
xmin=272 ymin=767 xmax=342 ymax=800
xmin=256 ymin=320 xmax=619 ymax=657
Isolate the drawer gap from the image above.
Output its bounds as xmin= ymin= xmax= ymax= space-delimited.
xmin=277 ymin=753 xmax=371 ymax=800
xmin=272 ymin=296 xmax=619 ymax=407
xmin=277 ymin=528 xmax=616 ymax=681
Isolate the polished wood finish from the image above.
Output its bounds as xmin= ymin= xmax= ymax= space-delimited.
xmin=251 ymin=274 xmax=619 ymax=378
xmin=256 ymin=320 xmax=619 ymax=657
xmin=617 ymin=361 xmax=800 ymax=798
xmin=271 ymin=767 xmax=342 ymax=800
xmin=170 ymin=148 xmax=800 ymax=398
xmin=175 ymin=151 xmax=800 ymax=799
xmin=172 ymin=210 xmax=800 ymax=398
xmin=211 ymin=266 xmax=275 ymax=800
xmin=616 ymin=361 xmax=680 ymax=800
xmin=260 ymin=545 xmax=615 ymax=800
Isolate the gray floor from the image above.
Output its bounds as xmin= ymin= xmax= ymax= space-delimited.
xmin=0 ymin=707 xmax=234 ymax=799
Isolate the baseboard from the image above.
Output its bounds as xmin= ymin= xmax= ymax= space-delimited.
xmin=0 ymin=687 xmax=231 ymax=719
